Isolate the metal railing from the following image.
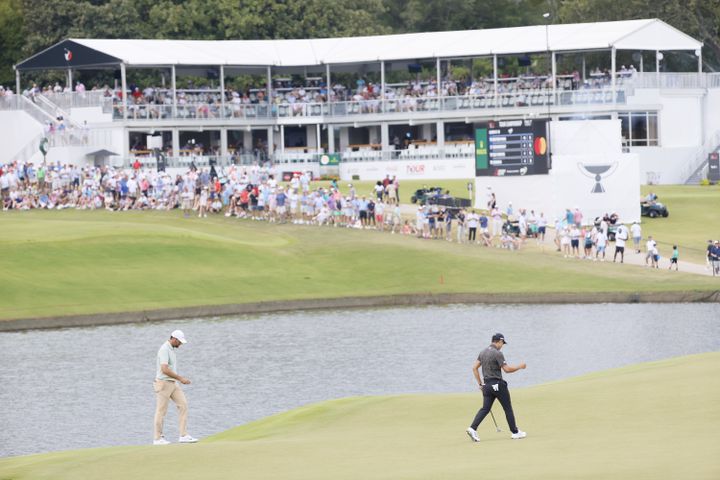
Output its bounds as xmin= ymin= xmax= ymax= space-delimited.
xmin=706 ymin=73 xmax=720 ymax=89
xmin=44 ymin=128 xmax=115 ymax=148
xmin=7 ymin=132 xmax=45 ymax=164
xmin=124 ymin=145 xmax=476 ymax=170
xmin=41 ymin=91 xmax=111 ymax=110
xmin=18 ymin=95 xmax=57 ymax=124
xmin=109 ymin=88 xmax=626 ymax=122
xmin=34 ymin=95 xmax=84 ymax=130
xmin=0 ymin=95 xmax=21 ymax=110
xmin=632 ymin=72 xmax=706 ymax=89
xmin=682 ymin=129 xmax=720 ymax=184
xmin=122 ymin=154 xmax=254 ymax=170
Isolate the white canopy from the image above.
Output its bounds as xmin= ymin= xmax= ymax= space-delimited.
xmin=22 ymin=18 xmax=702 ymax=70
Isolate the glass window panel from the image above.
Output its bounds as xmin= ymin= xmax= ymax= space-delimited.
xmin=647 ymin=114 xmax=658 ymax=143
xmin=631 ymin=112 xmax=648 ymax=146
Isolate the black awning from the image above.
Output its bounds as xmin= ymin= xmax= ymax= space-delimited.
xmin=15 ymin=39 xmax=122 ymax=72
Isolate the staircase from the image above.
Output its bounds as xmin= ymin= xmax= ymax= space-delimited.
xmin=34 ymin=94 xmax=82 ymax=129
xmin=682 ymin=130 xmax=720 ymax=184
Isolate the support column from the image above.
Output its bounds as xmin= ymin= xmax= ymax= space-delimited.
xmin=551 ymin=52 xmax=557 ymax=94
xmin=380 ymin=122 xmax=389 ymax=150
xmin=582 ymin=56 xmax=586 ymax=83
xmin=67 ymin=69 xmax=73 ymax=90
xmin=120 ymin=63 xmax=128 ymax=120
xmin=243 ymin=129 xmax=253 ymax=154
xmin=316 ymin=124 xmax=321 ymax=152
xmin=655 ymin=50 xmax=660 ymax=86
xmin=436 ymin=57 xmax=441 ymax=94
xmin=267 ymin=126 xmax=275 ymax=156
xmin=493 ymin=54 xmax=498 ymax=104
xmin=172 ymin=129 xmax=180 ymax=158
xmin=122 ymin=129 xmax=130 ymax=157
xmin=326 ymin=63 xmax=331 ymax=100
xmin=220 ymin=128 xmax=228 ymax=157
xmin=280 ymin=125 xmax=285 ymax=153
xmin=328 ymin=125 xmax=335 ymax=153
xmin=611 ymin=47 xmax=617 ymax=100
xmin=219 ymin=65 xmax=225 ymax=119
xmin=339 ymin=127 xmax=349 ymax=151
xmin=15 ymin=68 xmax=20 ymax=100
xmin=698 ymin=50 xmax=703 ymax=75
xmin=171 ymin=65 xmax=177 ymax=118
xmin=380 ymin=61 xmax=385 ymax=100
xmin=640 ymin=54 xmax=644 ymax=73
xmin=266 ymin=66 xmax=272 ymax=109
xmin=436 ymin=121 xmax=445 ymax=151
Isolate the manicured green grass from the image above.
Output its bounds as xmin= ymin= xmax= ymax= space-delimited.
xmin=0 ymin=209 xmax=717 ymax=321
xmin=2 ymin=352 xmax=717 ymax=479
xmin=639 ymin=185 xmax=720 ymax=263
xmin=302 ymin=178 xmax=474 ymax=204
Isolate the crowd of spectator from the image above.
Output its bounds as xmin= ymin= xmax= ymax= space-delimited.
xmin=1 ymin=159 xmax=712 ymax=273
xmin=8 ymin=63 xmax=633 ymax=120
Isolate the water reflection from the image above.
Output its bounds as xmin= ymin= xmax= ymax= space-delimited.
xmin=0 ymin=303 xmax=717 ymax=457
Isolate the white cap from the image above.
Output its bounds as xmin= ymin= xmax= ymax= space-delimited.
xmin=171 ymin=329 xmax=187 ymax=344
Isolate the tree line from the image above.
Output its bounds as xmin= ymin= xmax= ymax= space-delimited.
xmin=1 ymin=0 xmax=718 ymax=88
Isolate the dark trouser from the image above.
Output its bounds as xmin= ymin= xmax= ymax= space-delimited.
xmin=470 ymin=380 xmax=518 ymax=433
xmin=469 ymin=227 xmax=477 ymax=241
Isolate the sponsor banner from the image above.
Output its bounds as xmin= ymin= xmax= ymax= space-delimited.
xmin=319 ymin=153 xmax=341 ymax=166
xmin=340 ymin=159 xmax=474 ymax=181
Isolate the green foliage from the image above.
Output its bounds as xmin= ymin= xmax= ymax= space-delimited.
xmin=2 ymin=0 xmax=719 ymax=86
xmin=557 ymin=0 xmax=720 ymax=71
xmin=0 ymin=0 xmax=24 ymax=86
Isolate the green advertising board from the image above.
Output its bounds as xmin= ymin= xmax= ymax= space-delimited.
xmin=475 ymin=128 xmax=488 ymax=171
xmin=320 ymin=153 xmax=341 ymax=166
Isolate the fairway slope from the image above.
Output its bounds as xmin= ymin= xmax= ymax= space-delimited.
xmin=0 ymin=210 xmax=718 ymax=325
xmin=2 ymin=352 xmax=718 ymax=479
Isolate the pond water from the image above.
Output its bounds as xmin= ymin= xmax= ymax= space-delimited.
xmin=1 ymin=303 xmax=718 ymax=457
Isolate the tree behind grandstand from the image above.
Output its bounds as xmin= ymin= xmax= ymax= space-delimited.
xmin=0 ymin=0 xmax=719 ymax=86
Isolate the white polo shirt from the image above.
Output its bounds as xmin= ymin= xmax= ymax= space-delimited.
xmin=156 ymin=341 xmax=177 ymax=382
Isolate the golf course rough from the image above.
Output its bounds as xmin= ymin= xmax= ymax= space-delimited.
xmin=1 ymin=352 xmax=718 ymax=479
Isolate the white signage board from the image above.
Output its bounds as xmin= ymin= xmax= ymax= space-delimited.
xmin=340 ymin=159 xmax=474 ymax=181
xmin=475 ymin=120 xmax=641 ymax=224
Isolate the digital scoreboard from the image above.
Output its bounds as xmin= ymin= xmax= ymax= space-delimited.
xmin=475 ymin=119 xmax=549 ymax=176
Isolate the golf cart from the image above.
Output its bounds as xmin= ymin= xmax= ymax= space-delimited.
xmin=411 ymin=187 xmax=472 ymax=208
xmin=641 ymin=202 xmax=669 ymax=218
xmin=410 ymin=187 xmax=443 ymax=204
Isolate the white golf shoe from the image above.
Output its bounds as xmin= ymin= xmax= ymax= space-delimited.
xmin=511 ymin=430 xmax=527 ymax=440
xmin=466 ymin=427 xmax=480 ymax=442
xmin=178 ymin=434 xmax=198 ymax=443
xmin=153 ymin=437 xmax=170 ymax=445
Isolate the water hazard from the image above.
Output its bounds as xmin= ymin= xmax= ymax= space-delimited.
xmin=1 ymin=303 xmax=718 ymax=457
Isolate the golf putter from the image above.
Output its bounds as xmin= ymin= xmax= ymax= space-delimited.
xmin=490 ymin=410 xmax=501 ymax=432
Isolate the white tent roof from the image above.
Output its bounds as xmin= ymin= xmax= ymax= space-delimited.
xmin=67 ymin=18 xmax=701 ymax=67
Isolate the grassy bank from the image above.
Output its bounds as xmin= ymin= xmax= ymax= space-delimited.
xmin=639 ymin=185 xmax=720 ymax=263
xmin=1 ymin=352 xmax=717 ymax=479
xmin=307 ymin=178 xmax=474 ymax=204
xmin=0 ymin=209 xmax=717 ymax=321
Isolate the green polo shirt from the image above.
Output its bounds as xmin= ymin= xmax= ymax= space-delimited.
xmin=156 ymin=340 xmax=177 ymax=381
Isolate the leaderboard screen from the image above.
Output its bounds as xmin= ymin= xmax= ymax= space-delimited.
xmin=475 ymin=119 xmax=549 ymax=176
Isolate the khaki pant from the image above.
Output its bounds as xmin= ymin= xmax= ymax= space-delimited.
xmin=153 ymin=379 xmax=188 ymax=440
